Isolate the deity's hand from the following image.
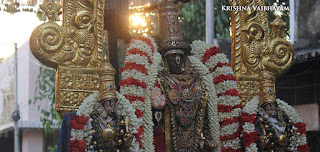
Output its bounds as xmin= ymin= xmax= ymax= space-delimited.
xmin=151 ymin=87 xmax=167 ymax=109
xmin=200 ymin=137 xmax=218 ymax=151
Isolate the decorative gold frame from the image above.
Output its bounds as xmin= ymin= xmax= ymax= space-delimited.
xmin=227 ymin=0 xmax=294 ymax=104
xmin=30 ymin=0 xmax=116 ymax=116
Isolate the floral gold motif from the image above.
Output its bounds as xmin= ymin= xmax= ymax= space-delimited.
xmin=30 ymin=0 xmax=115 ymax=116
xmin=228 ymin=0 xmax=294 ymax=105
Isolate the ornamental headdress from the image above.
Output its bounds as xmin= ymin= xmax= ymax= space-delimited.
xmin=158 ymin=2 xmax=188 ymax=56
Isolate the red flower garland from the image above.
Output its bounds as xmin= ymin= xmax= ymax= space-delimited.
xmin=217 ymin=88 xmax=240 ymax=97
xmin=124 ymin=95 xmax=145 ymax=103
xmin=127 ymin=48 xmax=152 ymax=64
xmin=135 ymin=36 xmax=155 ymax=52
xmin=133 ymin=126 xmax=145 ymax=148
xmin=297 ymin=144 xmax=310 ymax=152
xmin=220 ymin=117 xmax=240 ymax=127
xmin=69 ymin=139 xmax=86 ymax=152
xmin=294 ymin=122 xmax=307 ymax=135
xmin=218 ymin=104 xmax=242 ymax=113
xmin=70 ymin=115 xmax=89 ymax=131
xmin=135 ymin=109 xmax=144 ymax=118
xmin=221 ymin=147 xmax=242 ymax=152
xmin=209 ymin=62 xmax=230 ymax=73
xmin=201 ymin=46 xmax=221 ymax=63
xmin=119 ymin=77 xmax=147 ymax=89
xmin=120 ymin=62 xmax=148 ymax=75
xmin=240 ymin=113 xmax=256 ymax=126
xmin=243 ymin=131 xmax=258 ymax=147
xmin=220 ymin=128 xmax=241 ymax=141
xmin=213 ymin=74 xmax=237 ymax=85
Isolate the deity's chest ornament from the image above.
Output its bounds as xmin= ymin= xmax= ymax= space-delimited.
xmin=164 ymin=73 xmax=203 ymax=127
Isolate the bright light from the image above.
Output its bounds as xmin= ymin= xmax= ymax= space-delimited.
xmin=0 ymin=12 xmax=43 ymax=59
xmin=274 ymin=10 xmax=283 ymax=16
xmin=130 ymin=13 xmax=147 ymax=27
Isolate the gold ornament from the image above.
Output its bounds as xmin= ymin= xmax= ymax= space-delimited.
xmin=158 ymin=2 xmax=188 ymax=56
xmin=98 ymin=57 xmax=117 ymax=101
xmin=30 ymin=0 xmax=115 ymax=116
xmin=102 ymin=126 xmax=115 ymax=141
xmin=228 ymin=0 xmax=294 ymax=105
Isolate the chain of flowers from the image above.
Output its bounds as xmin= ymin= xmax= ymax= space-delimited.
xmin=190 ymin=40 xmax=242 ymax=151
xmin=119 ymin=36 xmax=158 ymax=152
xmin=241 ymin=96 xmax=260 ymax=152
xmin=116 ymin=92 xmax=141 ymax=151
xmin=276 ymin=99 xmax=310 ymax=152
xmin=241 ymin=96 xmax=310 ymax=152
xmin=69 ymin=92 xmax=98 ymax=151
xmin=142 ymin=51 xmax=161 ymax=152
xmin=188 ymin=56 xmax=221 ymax=151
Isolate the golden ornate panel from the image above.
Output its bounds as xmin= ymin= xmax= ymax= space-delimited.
xmin=30 ymin=0 xmax=116 ymax=116
xmin=227 ymin=0 xmax=294 ymax=104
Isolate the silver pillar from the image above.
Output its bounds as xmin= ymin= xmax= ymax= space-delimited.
xmin=206 ymin=0 xmax=214 ymax=44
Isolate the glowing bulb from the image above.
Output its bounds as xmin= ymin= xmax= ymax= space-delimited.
xmin=130 ymin=13 xmax=147 ymax=27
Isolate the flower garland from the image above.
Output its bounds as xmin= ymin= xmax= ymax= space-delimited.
xmin=119 ymin=36 xmax=159 ymax=151
xmin=69 ymin=92 xmax=98 ymax=151
xmin=190 ymin=40 xmax=242 ymax=152
xmin=240 ymin=96 xmax=260 ymax=152
xmin=276 ymin=99 xmax=310 ymax=152
xmin=241 ymin=96 xmax=310 ymax=152
xmin=188 ymin=56 xmax=221 ymax=151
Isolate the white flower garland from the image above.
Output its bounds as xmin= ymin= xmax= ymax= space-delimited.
xmin=141 ymin=51 xmax=161 ymax=152
xmin=116 ymin=92 xmax=141 ymax=150
xmin=242 ymin=96 xmax=308 ymax=152
xmin=119 ymin=36 xmax=158 ymax=152
xmin=121 ymin=69 xmax=147 ymax=82
xmin=276 ymin=99 xmax=307 ymax=151
xmin=188 ymin=56 xmax=221 ymax=152
xmin=71 ymin=92 xmax=98 ymax=149
xmin=242 ymin=96 xmax=259 ymax=152
xmin=76 ymin=92 xmax=99 ymax=116
xmin=190 ymin=40 xmax=213 ymax=60
xmin=190 ymin=40 xmax=242 ymax=151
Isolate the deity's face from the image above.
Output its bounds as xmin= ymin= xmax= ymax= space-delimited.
xmin=164 ymin=52 xmax=186 ymax=74
xmin=102 ymin=98 xmax=118 ymax=115
xmin=262 ymin=102 xmax=278 ymax=118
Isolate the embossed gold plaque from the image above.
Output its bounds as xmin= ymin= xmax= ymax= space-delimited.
xmin=30 ymin=0 xmax=116 ymax=116
xmin=227 ymin=0 xmax=294 ymax=104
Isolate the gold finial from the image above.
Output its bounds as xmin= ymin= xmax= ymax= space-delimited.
xmin=98 ymin=56 xmax=117 ymax=101
xmin=158 ymin=1 xmax=188 ymax=56
xmin=258 ymin=70 xmax=276 ymax=105
xmin=40 ymin=0 xmax=61 ymax=21
xmin=270 ymin=16 xmax=287 ymax=38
